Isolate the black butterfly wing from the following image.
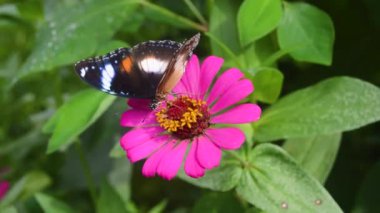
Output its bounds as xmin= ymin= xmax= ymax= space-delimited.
xmin=129 ymin=40 xmax=182 ymax=98
xmin=74 ymin=40 xmax=181 ymax=98
xmin=75 ymin=48 xmax=129 ymax=96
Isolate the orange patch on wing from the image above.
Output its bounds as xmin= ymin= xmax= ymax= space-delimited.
xmin=122 ymin=57 xmax=133 ymax=73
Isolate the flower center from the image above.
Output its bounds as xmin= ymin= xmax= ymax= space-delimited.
xmin=155 ymin=96 xmax=211 ymax=139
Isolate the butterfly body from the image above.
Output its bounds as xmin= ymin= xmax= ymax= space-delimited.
xmin=75 ymin=34 xmax=200 ymax=101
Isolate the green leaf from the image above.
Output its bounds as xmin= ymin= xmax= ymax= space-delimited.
xmin=44 ymin=89 xmax=116 ymax=154
xmin=0 ymin=4 xmax=19 ymax=17
xmin=18 ymin=0 xmax=137 ymax=79
xmin=0 ymin=128 xmax=45 ymax=160
xmin=109 ymin=141 xmax=125 ymax=158
xmin=236 ymin=123 xmax=254 ymax=147
xmin=352 ymin=161 xmax=380 ymax=213
xmin=178 ymin=154 xmax=242 ymax=191
xmin=237 ymin=0 xmax=282 ymax=46
xmin=236 ymin=144 xmax=342 ymax=213
xmin=283 ymin=133 xmax=341 ymax=184
xmin=0 ymin=206 xmax=17 ymax=213
xmin=192 ymin=192 xmax=244 ymax=213
xmin=241 ymin=36 xmax=277 ymax=68
xmin=141 ymin=1 xmax=204 ymax=31
xmin=35 ymin=193 xmax=74 ymax=213
xmin=245 ymin=206 xmax=265 ymax=213
xmin=252 ymin=68 xmax=284 ymax=104
xmin=255 ymin=77 xmax=380 ymax=141
xmin=209 ymin=0 xmax=241 ymax=58
xmin=95 ymin=40 xmax=129 ymax=55
xmin=97 ymin=181 xmax=128 ymax=213
xmin=18 ymin=172 xmax=51 ymax=201
xmin=43 ymin=111 xmax=60 ymax=134
xmin=108 ymin=159 xmax=133 ymax=203
xmin=148 ymin=200 xmax=168 ymax=213
xmin=0 ymin=171 xmax=51 ymax=208
xmin=277 ymin=2 xmax=334 ymax=65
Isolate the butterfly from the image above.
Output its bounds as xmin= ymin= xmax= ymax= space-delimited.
xmin=74 ymin=33 xmax=200 ymax=104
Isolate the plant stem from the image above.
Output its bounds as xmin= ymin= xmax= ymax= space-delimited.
xmin=75 ymin=139 xmax=97 ymax=206
xmin=183 ymin=0 xmax=207 ymax=25
xmin=140 ymin=0 xmax=207 ymax=32
xmin=205 ymin=32 xmax=244 ymax=69
xmin=262 ymin=49 xmax=288 ymax=66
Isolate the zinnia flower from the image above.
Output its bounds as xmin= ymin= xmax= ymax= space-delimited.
xmin=0 ymin=181 xmax=9 ymax=200
xmin=120 ymin=55 xmax=261 ymax=180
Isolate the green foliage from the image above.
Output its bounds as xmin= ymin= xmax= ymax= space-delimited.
xmin=97 ymin=181 xmax=128 ymax=213
xmin=236 ymin=123 xmax=254 ymax=147
xmin=238 ymin=0 xmax=282 ymax=46
xmin=107 ymin=159 xmax=133 ymax=204
xmin=141 ymin=1 xmax=205 ymax=31
xmin=147 ymin=200 xmax=168 ymax=213
xmin=43 ymin=89 xmax=116 ymax=154
xmin=251 ymin=68 xmax=283 ymax=103
xmin=35 ymin=193 xmax=75 ymax=213
xmin=283 ymin=134 xmax=341 ymax=184
xmin=182 ymin=143 xmax=343 ymax=212
xmin=17 ymin=0 xmax=138 ymax=80
xmin=0 ymin=171 xmax=51 ymax=209
xmin=109 ymin=142 xmax=126 ymax=158
xmin=208 ymin=0 xmax=241 ymax=59
xmin=236 ymin=144 xmax=342 ymax=213
xmin=352 ymin=161 xmax=380 ymax=213
xmin=255 ymin=77 xmax=380 ymax=141
xmin=179 ymin=154 xmax=243 ymax=191
xmin=1 ymin=0 xmax=379 ymax=212
xmin=0 ymin=206 xmax=17 ymax=213
xmin=277 ymin=2 xmax=335 ymax=65
xmin=192 ymin=192 xmax=244 ymax=213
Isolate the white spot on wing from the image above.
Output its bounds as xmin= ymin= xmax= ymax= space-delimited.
xmin=80 ymin=68 xmax=86 ymax=77
xmin=139 ymin=57 xmax=168 ymax=73
xmin=101 ymin=63 xmax=115 ymax=91
xmin=105 ymin=63 xmax=115 ymax=78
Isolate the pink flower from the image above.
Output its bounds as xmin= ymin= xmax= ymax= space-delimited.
xmin=0 ymin=181 xmax=9 ymax=200
xmin=120 ymin=55 xmax=261 ymax=180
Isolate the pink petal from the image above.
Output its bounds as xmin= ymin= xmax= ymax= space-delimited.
xmin=196 ymin=136 xmax=222 ymax=169
xmin=127 ymin=98 xmax=151 ymax=109
xmin=126 ymin=135 xmax=169 ymax=163
xmin=211 ymin=104 xmax=261 ymax=124
xmin=199 ymin=56 xmax=224 ymax=97
xmin=120 ymin=110 xmax=156 ymax=127
xmin=156 ymin=141 xmax=188 ymax=180
xmin=206 ymin=128 xmax=245 ymax=150
xmin=207 ymin=68 xmax=244 ymax=104
xmin=120 ymin=127 xmax=164 ymax=150
xmin=210 ymin=79 xmax=253 ymax=114
xmin=142 ymin=142 xmax=174 ymax=177
xmin=173 ymin=81 xmax=188 ymax=96
xmin=0 ymin=181 xmax=9 ymax=200
xmin=180 ymin=55 xmax=201 ymax=98
xmin=184 ymin=140 xmax=205 ymax=178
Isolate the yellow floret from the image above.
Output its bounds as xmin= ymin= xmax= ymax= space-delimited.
xmin=155 ymin=96 xmax=207 ymax=133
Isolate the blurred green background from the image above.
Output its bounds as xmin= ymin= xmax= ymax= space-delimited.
xmin=287 ymin=0 xmax=380 ymax=212
xmin=0 ymin=0 xmax=379 ymax=212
